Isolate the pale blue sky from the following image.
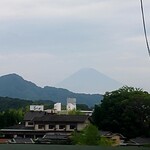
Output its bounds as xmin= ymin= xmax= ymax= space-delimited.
xmin=0 ymin=0 xmax=150 ymax=93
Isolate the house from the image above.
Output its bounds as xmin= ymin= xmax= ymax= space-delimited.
xmin=24 ymin=111 xmax=46 ymax=128
xmin=24 ymin=111 xmax=90 ymax=132
xmin=8 ymin=137 xmax=34 ymax=144
xmin=99 ymin=131 xmax=126 ymax=146
xmin=0 ymin=111 xmax=90 ymax=141
xmin=0 ymin=138 xmax=8 ymax=144
xmin=131 ymin=137 xmax=150 ymax=146
xmin=35 ymin=132 xmax=71 ymax=144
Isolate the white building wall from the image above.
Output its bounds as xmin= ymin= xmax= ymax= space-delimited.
xmin=67 ymin=98 xmax=76 ymax=111
xmin=30 ymin=105 xmax=44 ymax=111
xmin=54 ymin=103 xmax=61 ymax=112
xmin=67 ymin=103 xmax=76 ymax=111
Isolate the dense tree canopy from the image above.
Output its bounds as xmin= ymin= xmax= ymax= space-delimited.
xmin=92 ymin=86 xmax=150 ymax=138
xmin=71 ymin=124 xmax=112 ymax=146
xmin=0 ymin=109 xmax=24 ymax=128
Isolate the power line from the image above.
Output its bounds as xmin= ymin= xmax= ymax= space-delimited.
xmin=140 ymin=0 xmax=150 ymax=57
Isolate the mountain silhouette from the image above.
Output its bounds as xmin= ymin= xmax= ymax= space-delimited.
xmin=56 ymin=68 xmax=123 ymax=94
xmin=0 ymin=73 xmax=102 ymax=106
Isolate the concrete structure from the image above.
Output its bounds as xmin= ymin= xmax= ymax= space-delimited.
xmin=30 ymin=105 xmax=44 ymax=111
xmin=66 ymin=98 xmax=76 ymax=111
xmin=54 ymin=103 xmax=61 ymax=112
xmin=80 ymin=110 xmax=93 ymax=116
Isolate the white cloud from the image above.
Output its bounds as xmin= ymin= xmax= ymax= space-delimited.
xmin=0 ymin=0 xmax=122 ymax=21
xmin=0 ymin=0 xmax=150 ymax=93
xmin=0 ymin=52 xmax=62 ymax=85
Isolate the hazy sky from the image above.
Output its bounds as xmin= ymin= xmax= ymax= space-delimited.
xmin=0 ymin=0 xmax=150 ymax=92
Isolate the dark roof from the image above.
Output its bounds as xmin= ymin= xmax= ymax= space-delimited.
xmin=43 ymin=133 xmax=69 ymax=140
xmin=24 ymin=111 xmax=46 ymax=121
xmin=131 ymin=137 xmax=150 ymax=144
xmin=99 ymin=131 xmax=112 ymax=136
xmin=33 ymin=114 xmax=89 ymax=123
xmin=99 ymin=130 xmax=126 ymax=139
xmin=5 ymin=124 xmax=33 ymax=130
xmin=11 ymin=137 xmax=34 ymax=144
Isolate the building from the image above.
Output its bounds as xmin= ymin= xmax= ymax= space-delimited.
xmin=25 ymin=111 xmax=89 ymax=132
xmin=0 ymin=111 xmax=90 ymax=141
xmin=0 ymin=99 xmax=92 ymax=144
xmin=54 ymin=103 xmax=61 ymax=112
xmin=99 ymin=131 xmax=126 ymax=146
xmin=130 ymin=137 xmax=150 ymax=146
xmin=30 ymin=105 xmax=44 ymax=111
xmin=66 ymin=98 xmax=76 ymax=111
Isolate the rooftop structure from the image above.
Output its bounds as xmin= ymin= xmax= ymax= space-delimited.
xmin=66 ymin=98 xmax=76 ymax=111
xmin=54 ymin=103 xmax=61 ymax=112
xmin=30 ymin=105 xmax=44 ymax=111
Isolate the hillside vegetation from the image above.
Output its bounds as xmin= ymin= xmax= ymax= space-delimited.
xmin=92 ymin=86 xmax=150 ymax=138
xmin=0 ymin=74 xmax=103 ymax=106
xmin=0 ymin=97 xmax=54 ymax=112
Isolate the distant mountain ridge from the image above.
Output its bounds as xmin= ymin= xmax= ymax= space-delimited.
xmin=56 ymin=68 xmax=123 ymax=94
xmin=0 ymin=73 xmax=102 ymax=106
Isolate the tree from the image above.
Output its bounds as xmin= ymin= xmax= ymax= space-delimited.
xmin=71 ymin=124 xmax=100 ymax=145
xmin=76 ymin=104 xmax=90 ymax=110
xmin=92 ymin=86 xmax=150 ymax=138
xmin=0 ymin=109 xmax=24 ymax=128
xmin=71 ymin=124 xmax=112 ymax=146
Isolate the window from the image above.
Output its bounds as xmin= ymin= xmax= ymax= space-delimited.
xmin=70 ymin=124 xmax=76 ymax=130
xmin=49 ymin=125 xmax=55 ymax=129
xmin=38 ymin=125 xmax=44 ymax=129
xmin=28 ymin=122 xmax=34 ymax=126
xmin=59 ymin=125 xmax=66 ymax=129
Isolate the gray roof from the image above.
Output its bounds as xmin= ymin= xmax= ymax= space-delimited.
xmin=24 ymin=111 xmax=46 ymax=121
xmin=99 ymin=131 xmax=112 ymax=136
xmin=99 ymin=130 xmax=126 ymax=139
xmin=131 ymin=137 xmax=150 ymax=144
xmin=33 ymin=114 xmax=89 ymax=123
xmin=11 ymin=138 xmax=34 ymax=144
xmin=43 ymin=133 xmax=69 ymax=140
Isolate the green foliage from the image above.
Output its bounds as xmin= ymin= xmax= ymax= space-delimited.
xmin=0 ymin=73 xmax=103 ymax=107
xmin=68 ymin=109 xmax=83 ymax=115
xmin=143 ymin=144 xmax=150 ymax=147
xmin=72 ymin=124 xmax=100 ymax=145
xmin=92 ymin=86 xmax=150 ymax=138
xmin=0 ymin=97 xmax=55 ymax=128
xmin=71 ymin=124 xmax=112 ymax=146
xmin=83 ymin=124 xmax=100 ymax=145
xmin=98 ymin=137 xmax=113 ymax=146
xmin=0 ymin=97 xmax=55 ymax=112
xmin=76 ymin=104 xmax=91 ymax=110
xmin=0 ymin=109 xmax=24 ymax=128
xmin=0 ymin=97 xmax=33 ymax=112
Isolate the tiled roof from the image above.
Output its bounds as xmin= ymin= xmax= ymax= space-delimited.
xmin=24 ymin=111 xmax=46 ymax=121
xmin=131 ymin=137 xmax=150 ymax=144
xmin=99 ymin=130 xmax=126 ymax=139
xmin=12 ymin=137 xmax=34 ymax=144
xmin=33 ymin=114 xmax=89 ymax=123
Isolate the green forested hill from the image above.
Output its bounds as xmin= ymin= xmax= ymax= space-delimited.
xmin=0 ymin=97 xmax=32 ymax=111
xmin=0 ymin=97 xmax=91 ymax=112
xmin=0 ymin=97 xmax=54 ymax=112
xmin=0 ymin=74 xmax=103 ymax=106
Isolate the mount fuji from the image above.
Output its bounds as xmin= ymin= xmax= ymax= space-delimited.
xmin=56 ymin=68 xmax=123 ymax=94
